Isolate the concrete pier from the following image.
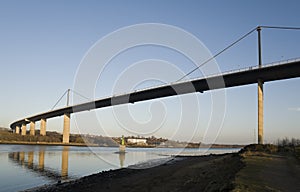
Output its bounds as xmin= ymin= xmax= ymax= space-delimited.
xmin=21 ymin=124 xmax=26 ymax=136
xmin=15 ymin=126 xmax=20 ymax=134
xmin=258 ymin=79 xmax=264 ymax=144
xmin=40 ymin=118 xmax=47 ymax=136
xmin=30 ymin=121 xmax=35 ymax=136
xmin=63 ymin=113 xmax=70 ymax=144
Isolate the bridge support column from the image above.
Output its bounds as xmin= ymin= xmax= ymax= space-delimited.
xmin=63 ymin=113 xmax=70 ymax=144
xmin=30 ymin=121 xmax=35 ymax=136
xmin=40 ymin=119 xmax=47 ymax=136
xmin=21 ymin=124 xmax=26 ymax=136
xmin=258 ymin=79 xmax=264 ymax=144
xmin=15 ymin=126 xmax=20 ymax=134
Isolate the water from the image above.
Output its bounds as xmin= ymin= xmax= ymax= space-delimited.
xmin=0 ymin=144 xmax=240 ymax=192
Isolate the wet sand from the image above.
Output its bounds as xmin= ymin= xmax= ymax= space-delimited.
xmin=30 ymin=153 xmax=243 ymax=192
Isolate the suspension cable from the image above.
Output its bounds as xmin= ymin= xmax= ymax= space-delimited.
xmin=51 ymin=25 xmax=300 ymax=110
xmin=177 ymin=27 xmax=257 ymax=82
xmin=51 ymin=90 xmax=68 ymax=110
xmin=51 ymin=89 xmax=92 ymax=110
xmin=260 ymin=26 xmax=300 ymax=30
xmin=70 ymin=89 xmax=92 ymax=101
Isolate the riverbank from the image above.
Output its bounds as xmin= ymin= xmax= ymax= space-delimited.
xmin=0 ymin=140 xmax=98 ymax=147
xmin=0 ymin=140 xmax=244 ymax=149
xmin=0 ymin=129 xmax=244 ymax=148
xmin=0 ymin=139 xmax=244 ymax=149
xmin=233 ymin=145 xmax=300 ymax=191
xmin=30 ymin=153 xmax=243 ymax=192
xmin=27 ymin=144 xmax=300 ymax=192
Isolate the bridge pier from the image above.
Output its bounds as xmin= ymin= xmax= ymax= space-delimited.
xmin=30 ymin=121 xmax=35 ymax=136
xmin=40 ymin=118 xmax=47 ymax=136
xmin=21 ymin=124 xmax=26 ymax=136
xmin=63 ymin=113 xmax=70 ymax=144
xmin=258 ymin=79 xmax=264 ymax=144
xmin=15 ymin=125 xmax=20 ymax=134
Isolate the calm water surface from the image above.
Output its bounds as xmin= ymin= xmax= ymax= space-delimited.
xmin=0 ymin=144 xmax=240 ymax=191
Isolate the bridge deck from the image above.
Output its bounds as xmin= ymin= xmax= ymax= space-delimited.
xmin=11 ymin=59 xmax=300 ymax=129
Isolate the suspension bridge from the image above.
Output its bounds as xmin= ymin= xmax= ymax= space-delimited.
xmin=10 ymin=26 xmax=300 ymax=144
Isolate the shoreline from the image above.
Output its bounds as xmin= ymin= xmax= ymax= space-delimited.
xmin=17 ymin=144 xmax=300 ymax=191
xmin=0 ymin=140 xmax=98 ymax=147
xmin=29 ymin=153 xmax=243 ymax=192
xmin=0 ymin=140 xmax=244 ymax=149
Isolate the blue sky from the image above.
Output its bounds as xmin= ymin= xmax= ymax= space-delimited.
xmin=0 ymin=0 xmax=299 ymax=144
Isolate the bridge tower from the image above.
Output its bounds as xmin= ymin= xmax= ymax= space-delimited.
xmin=257 ymin=27 xmax=264 ymax=144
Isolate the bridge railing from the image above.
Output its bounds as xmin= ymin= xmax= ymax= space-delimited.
xmin=110 ymin=57 xmax=300 ymax=99
xmin=209 ymin=57 xmax=300 ymax=79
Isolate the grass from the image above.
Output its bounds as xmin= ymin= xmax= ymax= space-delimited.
xmin=233 ymin=144 xmax=300 ymax=192
xmin=233 ymin=153 xmax=275 ymax=192
xmin=295 ymin=146 xmax=300 ymax=160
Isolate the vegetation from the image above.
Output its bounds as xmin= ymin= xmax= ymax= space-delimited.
xmin=240 ymin=138 xmax=300 ymax=156
xmin=0 ymin=130 xmax=61 ymax=142
xmin=296 ymin=146 xmax=300 ymax=160
xmin=0 ymin=128 xmax=244 ymax=148
xmin=239 ymin=144 xmax=278 ymax=154
xmin=233 ymin=139 xmax=300 ymax=191
xmin=80 ymin=134 xmax=118 ymax=146
xmin=0 ymin=129 xmax=118 ymax=146
xmin=276 ymin=137 xmax=300 ymax=156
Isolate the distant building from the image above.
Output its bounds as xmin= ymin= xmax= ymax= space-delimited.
xmin=127 ymin=138 xmax=147 ymax=145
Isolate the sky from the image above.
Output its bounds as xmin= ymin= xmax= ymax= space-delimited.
xmin=0 ymin=0 xmax=300 ymax=144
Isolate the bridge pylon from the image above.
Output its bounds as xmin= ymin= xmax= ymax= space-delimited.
xmin=257 ymin=26 xmax=264 ymax=144
xmin=258 ymin=79 xmax=264 ymax=144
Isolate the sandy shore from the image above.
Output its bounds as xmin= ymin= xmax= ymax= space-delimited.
xmin=30 ymin=153 xmax=243 ymax=192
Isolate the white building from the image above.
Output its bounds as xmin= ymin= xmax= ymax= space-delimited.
xmin=127 ymin=138 xmax=147 ymax=145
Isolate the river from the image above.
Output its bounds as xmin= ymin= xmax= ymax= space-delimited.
xmin=0 ymin=144 xmax=240 ymax=191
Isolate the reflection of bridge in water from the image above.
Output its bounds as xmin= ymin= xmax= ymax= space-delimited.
xmin=8 ymin=147 xmax=126 ymax=181
xmin=8 ymin=146 xmax=70 ymax=181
